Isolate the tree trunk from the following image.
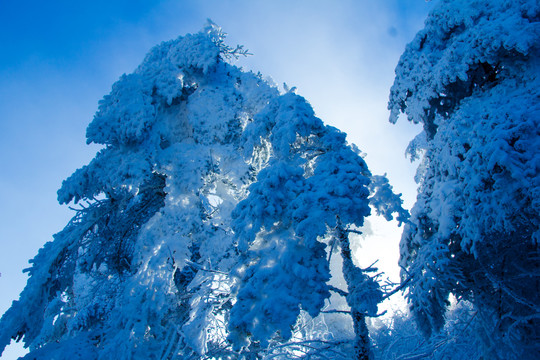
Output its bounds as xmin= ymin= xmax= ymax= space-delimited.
xmin=351 ymin=310 xmax=371 ymax=360
xmin=336 ymin=222 xmax=372 ymax=360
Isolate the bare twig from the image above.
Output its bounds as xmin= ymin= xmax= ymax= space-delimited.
xmin=382 ymin=276 xmax=412 ymax=300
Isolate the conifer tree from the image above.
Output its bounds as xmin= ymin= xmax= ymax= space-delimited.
xmin=229 ymin=93 xmax=407 ymax=359
xmin=389 ymin=1 xmax=540 ymax=358
xmin=0 ymin=22 xmax=278 ymax=360
xmin=1 ymin=22 xmax=407 ymax=360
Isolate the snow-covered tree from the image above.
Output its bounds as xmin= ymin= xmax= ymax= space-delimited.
xmin=0 ymin=22 xmax=407 ymax=360
xmin=389 ymin=1 xmax=540 ymax=358
xmin=371 ymin=300 xmax=484 ymax=360
xmin=0 ymin=22 xmax=278 ymax=360
xmin=228 ymin=93 xmax=406 ymax=359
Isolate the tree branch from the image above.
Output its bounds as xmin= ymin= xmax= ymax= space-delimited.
xmin=328 ymin=285 xmax=348 ymax=297
xmin=382 ymin=276 xmax=412 ymax=300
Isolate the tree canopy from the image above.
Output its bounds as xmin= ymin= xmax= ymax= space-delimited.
xmin=0 ymin=22 xmax=406 ymax=360
xmin=389 ymin=0 xmax=539 ymax=358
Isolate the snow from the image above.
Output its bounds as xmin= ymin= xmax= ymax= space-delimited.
xmin=4 ymin=20 xmax=406 ymax=358
xmin=0 ymin=23 xmax=280 ymax=359
xmin=391 ymin=0 xmax=540 ymax=357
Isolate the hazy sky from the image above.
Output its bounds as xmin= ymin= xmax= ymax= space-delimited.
xmin=0 ymin=1 xmax=434 ymax=357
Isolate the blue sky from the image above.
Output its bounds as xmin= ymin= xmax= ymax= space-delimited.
xmin=0 ymin=1 xmax=433 ymax=357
